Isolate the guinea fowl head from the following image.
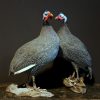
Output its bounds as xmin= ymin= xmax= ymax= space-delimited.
xmin=55 ymin=13 xmax=67 ymax=23
xmin=43 ymin=10 xmax=53 ymax=22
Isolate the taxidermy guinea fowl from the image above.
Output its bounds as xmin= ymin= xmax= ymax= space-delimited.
xmin=9 ymin=11 xmax=59 ymax=89
xmin=55 ymin=13 xmax=92 ymax=80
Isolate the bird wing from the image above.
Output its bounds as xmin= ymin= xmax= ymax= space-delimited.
xmin=64 ymin=46 xmax=92 ymax=67
xmin=9 ymin=38 xmax=51 ymax=74
xmin=9 ymin=40 xmax=39 ymax=74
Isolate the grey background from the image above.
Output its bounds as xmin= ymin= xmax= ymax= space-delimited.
xmin=0 ymin=0 xmax=100 ymax=83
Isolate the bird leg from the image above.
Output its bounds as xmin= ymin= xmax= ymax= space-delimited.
xmin=87 ymin=67 xmax=92 ymax=79
xmin=71 ymin=62 xmax=79 ymax=80
xmin=63 ymin=72 xmax=76 ymax=87
xmin=63 ymin=61 xmax=87 ymax=94
xmin=32 ymin=76 xmax=37 ymax=89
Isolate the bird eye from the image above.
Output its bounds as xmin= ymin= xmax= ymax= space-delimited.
xmin=45 ymin=13 xmax=48 ymax=16
xmin=59 ymin=15 xmax=62 ymax=17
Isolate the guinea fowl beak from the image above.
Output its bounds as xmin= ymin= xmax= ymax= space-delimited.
xmin=55 ymin=16 xmax=58 ymax=20
xmin=50 ymin=13 xmax=53 ymax=17
xmin=48 ymin=12 xmax=53 ymax=19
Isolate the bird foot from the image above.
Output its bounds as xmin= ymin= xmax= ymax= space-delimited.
xmin=18 ymin=82 xmax=46 ymax=93
xmin=63 ymin=72 xmax=86 ymax=94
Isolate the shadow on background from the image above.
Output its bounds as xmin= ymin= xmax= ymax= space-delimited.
xmin=35 ymin=57 xmax=74 ymax=89
xmin=28 ymin=49 xmax=95 ymax=89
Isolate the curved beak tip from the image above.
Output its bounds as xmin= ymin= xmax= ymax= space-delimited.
xmin=50 ymin=13 xmax=53 ymax=17
xmin=48 ymin=12 xmax=53 ymax=17
xmin=55 ymin=16 xmax=58 ymax=20
xmin=51 ymin=14 xmax=53 ymax=17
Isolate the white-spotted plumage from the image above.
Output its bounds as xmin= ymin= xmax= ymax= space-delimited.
xmin=9 ymin=10 xmax=59 ymax=77
xmin=56 ymin=12 xmax=92 ymax=79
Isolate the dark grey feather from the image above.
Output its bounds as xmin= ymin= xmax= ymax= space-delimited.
xmin=9 ymin=26 xmax=59 ymax=75
xmin=58 ymin=24 xmax=92 ymax=77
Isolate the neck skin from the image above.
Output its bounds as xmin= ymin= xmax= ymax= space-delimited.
xmin=42 ymin=20 xmax=50 ymax=26
xmin=59 ymin=23 xmax=71 ymax=35
xmin=39 ymin=20 xmax=53 ymax=36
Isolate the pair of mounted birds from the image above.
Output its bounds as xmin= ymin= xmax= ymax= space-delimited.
xmin=9 ymin=10 xmax=92 ymax=90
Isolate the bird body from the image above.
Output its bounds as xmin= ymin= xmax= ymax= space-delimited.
xmin=58 ymin=24 xmax=92 ymax=69
xmin=55 ymin=13 xmax=92 ymax=79
xmin=9 ymin=11 xmax=59 ymax=77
